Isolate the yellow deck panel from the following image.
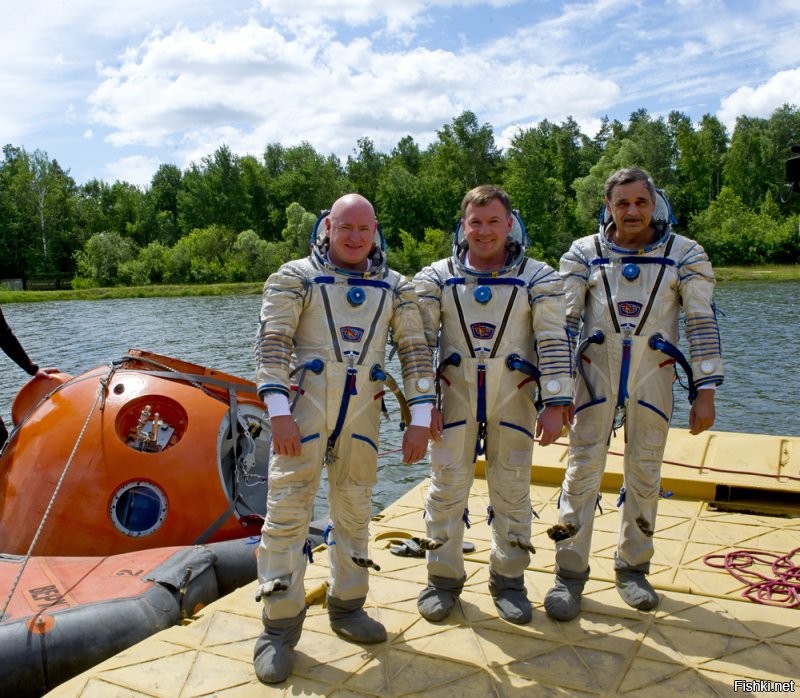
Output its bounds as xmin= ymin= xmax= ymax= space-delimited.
xmin=49 ymin=430 xmax=799 ymax=697
xmin=529 ymin=429 xmax=800 ymax=502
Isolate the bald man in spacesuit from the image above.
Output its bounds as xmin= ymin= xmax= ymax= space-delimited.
xmin=413 ymin=185 xmax=573 ymax=625
xmin=544 ymin=167 xmax=723 ymax=621
xmin=253 ymin=194 xmax=434 ymax=683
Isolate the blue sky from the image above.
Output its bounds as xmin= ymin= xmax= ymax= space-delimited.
xmin=3 ymin=0 xmax=798 ymax=187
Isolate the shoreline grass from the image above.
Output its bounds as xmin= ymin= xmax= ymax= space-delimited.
xmin=712 ymin=265 xmax=800 ymax=282
xmin=1 ymin=266 xmax=797 ymax=304
xmin=0 ymin=282 xmax=263 ymax=304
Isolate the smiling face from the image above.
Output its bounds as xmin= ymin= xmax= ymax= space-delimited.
xmin=462 ymin=197 xmax=513 ymax=271
xmin=605 ymin=180 xmax=656 ymax=246
xmin=325 ymin=194 xmax=377 ymax=270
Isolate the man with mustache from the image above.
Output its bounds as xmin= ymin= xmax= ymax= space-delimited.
xmin=545 ymin=167 xmax=723 ymax=621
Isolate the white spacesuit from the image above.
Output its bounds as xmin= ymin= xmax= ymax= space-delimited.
xmin=413 ymin=211 xmax=573 ymax=622
xmin=548 ymin=188 xmax=724 ymax=617
xmin=254 ymin=211 xmax=434 ymax=622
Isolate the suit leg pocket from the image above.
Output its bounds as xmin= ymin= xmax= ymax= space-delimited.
xmin=335 ymin=432 xmax=378 ymax=486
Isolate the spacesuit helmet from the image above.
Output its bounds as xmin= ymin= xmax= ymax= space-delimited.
xmin=452 ymin=208 xmax=528 ymax=275
xmin=310 ymin=207 xmax=387 ymax=274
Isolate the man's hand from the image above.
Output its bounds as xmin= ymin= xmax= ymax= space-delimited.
xmin=34 ymin=368 xmax=59 ymax=379
xmin=402 ymin=425 xmax=430 ymax=463
xmin=430 ymin=407 xmax=444 ymax=441
xmin=536 ymin=404 xmax=572 ymax=446
xmin=688 ymin=389 xmax=716 ymax=435
xmin=270 ymin=414 xmax=302 ymax=456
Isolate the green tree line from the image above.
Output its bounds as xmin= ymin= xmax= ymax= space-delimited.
xmin=2 ymin=106 xmax=799 ymax=288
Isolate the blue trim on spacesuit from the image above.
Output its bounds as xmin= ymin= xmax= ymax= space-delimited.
xmin=443 ymin=419 xmax=467 ymax=430
xmin=574 ymin=397 xmax=607 ymax=414
xmin=312 ymin=276 xmax=392 ymax=290
xmin=476 ymin=365 xmax=487 ymax=424
xmin=258 ymin=382 xmax=290 ymax=400
xmin=349 ymin=278 xmax=392 ymax=289
xmin=328 ymin=367 xmax=358 ymax=457
xmin=636 ymin=400 xmax=670 ymax=422
xmin=591 ymin=257 xmax=676 ymax=266
xmin=352 ymin=433 xmax=378 ymax=451
xmin=617 ymin=337 xmax=632 ymax=409
xmin=444 ymin=277 xmax=526 ymax=287
xmin=407 ymin=395 xmax=432 ymax=407
xmin=474 ymin=365 xmax=489 ymax=458
xmin=499 ymin=421 xmax=534 ymax=440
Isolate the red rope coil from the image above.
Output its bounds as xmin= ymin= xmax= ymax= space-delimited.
xmin=703 ymin=547 xmax=800 ymax=608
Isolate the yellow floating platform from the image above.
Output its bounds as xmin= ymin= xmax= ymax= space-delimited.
xmin=49 ymin=429 xmax=800 ymax=696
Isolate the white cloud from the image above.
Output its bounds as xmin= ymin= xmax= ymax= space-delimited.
xmin=83 ymin=14 xmax=624 ymax=177
xmin=4 ymin=1 xmax=800 ymax=185
xmin=718 ymin=68 xmax=800 ymax=132
xmin=259 ymin=0 xmax=426 ymax=31
xmin=104 ymin=154 xmax=162 ymax=187
xmin=0 ymin=0 xmax=249 ymax=143
xmin=258 ymin=0 xmax=524 ymax=34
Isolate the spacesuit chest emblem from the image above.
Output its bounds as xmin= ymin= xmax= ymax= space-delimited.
xmin=340 ymin=326 xmax=365 ymax=342
xmin=470 ymin=322 xmax=496 ymax=339
xmin=617 ymin=301 xmax=642 ymax=317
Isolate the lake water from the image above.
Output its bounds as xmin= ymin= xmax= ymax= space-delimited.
xmin=2 ymin=280 xmax=798 ymax=514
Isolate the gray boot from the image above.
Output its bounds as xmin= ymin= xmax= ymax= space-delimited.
xmin=489 ymin=571 xmax=532 ymax=624
xmin=543 ymin=566 xmax=589 ymax=622
xmin=417 ymin=574 xmax=466 ymax=621
xmin=614 ymin=559 xmax=659 ymax=610
xmin=327 ymin=595 xmax=387 ymax=643
xmin=253 ymin=608 xmax=306 ymax=684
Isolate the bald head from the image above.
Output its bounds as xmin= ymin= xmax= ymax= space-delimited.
xmin=330 ymin=193 xmax=376 ymax=221
xmin=325 ymin=193 xmax=378 ymax=271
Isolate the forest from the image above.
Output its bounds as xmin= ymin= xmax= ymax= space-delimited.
xmin=1 ymin=105 xmax=799 ymax=289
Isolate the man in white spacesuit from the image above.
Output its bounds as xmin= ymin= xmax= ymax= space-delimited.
xmin=413 ymin=185 xmax=573 ymax=624
xmin=544 ymin=167 xmax=723 ymax=622
xmin=252 ymin=193 xmax=435 ymax=683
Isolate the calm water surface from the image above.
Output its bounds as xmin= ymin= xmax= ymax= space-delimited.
xmin=2 ymin=280 xmax=798 ymax=514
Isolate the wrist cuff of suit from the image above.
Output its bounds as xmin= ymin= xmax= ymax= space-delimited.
xmin=264 ymin=392 xmax=292 ymax=417
xmin=410 ymin=403 xmax=432 ymax=428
